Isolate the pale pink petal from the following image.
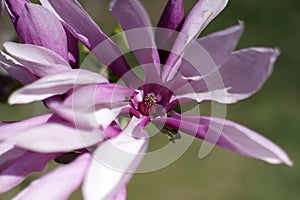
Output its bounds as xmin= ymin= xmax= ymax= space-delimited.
xmin=13 ymin=153 xmax=91 ymax=200
xmin=0 ymin=114 xmax=53 ymax=140
xmin=83 ymin=118 xmax=148 ymax=200
xmin=0 ymin=51 xmax=37 ymax=84
xmin=4 ymin=123 xmax=104 ymax=153
xmin=0 ymin=152 xmax=55 ymax=194
xmin=63 ymin=83 xmax=134 ymax=108
xmin=48 ymin=102 xmax=126 ymax=130
xmin=197 ymin=22 xmax=244 ymax=66
xmin=180 ymin=22 xmax=245 ymax=78
xmin=112 ymin=187 xmax=127 ymax=200
xmin=4 ymin=42 xmax=70 ymax=78
xmin=173 ymin=48 xmax=279 ymax=104
xmin=169 ymin=111 xmax=293 ymax=166
xmin=162 ymin=0 xmax=229 ymax=81
xmin=8 ymin=69 xmax=107 ymax=104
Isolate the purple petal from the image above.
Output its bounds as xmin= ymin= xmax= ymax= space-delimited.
xmin=4 ymin=122 xmax=104 ymax=153
xmin=0 ymin=51 xmax=37 ymax=84
xmin=4 ymin=42 xmax=71 ymax=78
xmin=16 ymin=3 xmax=68 ymax=61
xmin=0 ymin=152 xmax=55 ymax=194
xmin=156 ymin=0 xmax=184 ymax=63
xmin=0 ymin=145 xmax=26 ymax=172
xmin=162 ymin=0 xmax=229 ymax=81
xmin=41 ymin=0 xmax=141 ymax=87
xmin=8 ymin=69 xmax=107 ymax=104
xmin=157 ymin=0 xmax=184 ymax=31
xmin=13 ymin=153 xmax=91 ymax=200
xmin=110 ymin=0 xmax=160 ymax=72
xmin=169 ymin=112 xmax=293 ymax=166
xmin=65 ymin=29 xmax=79 ymax=68
xmin=174 ymin=48 xmax=279 ymax=104
xmin=83 ymin=118 xmax=148 ymax=200
xmin=4 ymin=0 xmax=28 ymax=24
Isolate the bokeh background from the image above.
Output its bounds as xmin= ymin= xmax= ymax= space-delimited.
xmin=0 ymin=0 xmax=300 ymax=199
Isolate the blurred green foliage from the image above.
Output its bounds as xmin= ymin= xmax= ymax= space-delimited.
xmin=0 ymin=0 xmax=299 ymax=199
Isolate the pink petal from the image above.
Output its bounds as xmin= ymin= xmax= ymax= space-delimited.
xmin=13 ymin=153 xmax=91 ymax=200
xmin=48 ymin=102 xmax=125 ymax=130
xmin=4 ymin=42 xmax=70 ymax=78
xmin=17 ymin=3 xmax=68 ymax=61
xmin=162 ymin=0 xmax=229 ymax=81
xmin=0 ymin=51 xmax=37 ymax=84
xmin=83 ymin=118 xmax=148 ymax=200
xmin=8 ymin=69 xmax=107 ymax=104
xmin=174 ymin=48 xmax=280 ymax=104
xmin=4 ymin=122 xmax=104 ymax=153
xmin=0 ymin=152 xmax=55 ymax=194
xmin=0 ymin=114 xmax=54 ymax=140
xmin=63 ymin=83 xmax=134 ymax=108
xmin=197 ymin=22 xmax=244 ymax=66
xmin=110 ymin=0 xmax=160 ymax=72
xmin=169 ymin=111 xmax=293 ymax=166
xmin=180 ymin=22 xmax=245 ymax=78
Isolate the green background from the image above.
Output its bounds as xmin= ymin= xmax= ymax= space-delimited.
xmin=0 ymin=0 xmax=300 ymax=199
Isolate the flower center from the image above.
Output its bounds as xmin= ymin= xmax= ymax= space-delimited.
xmin=139 ymin=92 xmax=157 ymax=116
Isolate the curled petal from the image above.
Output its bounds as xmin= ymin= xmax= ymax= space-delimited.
xmin=9 ymin=69 xmax=107 ymax=104
xmin=83 ymin=118 xmax=148 ymax=200
xmin=4 ymin=42 xmax=70 ymax=78
xmin=17 ymin=3 xmax=68 ymax=61
xmin=13 ymin=153 xmax=91 ymax=200
xmin=169 ymin=111 xmax=293 ymax=166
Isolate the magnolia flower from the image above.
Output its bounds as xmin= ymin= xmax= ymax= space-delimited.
xmin=0 ymin=0 xmax=293 ymax=200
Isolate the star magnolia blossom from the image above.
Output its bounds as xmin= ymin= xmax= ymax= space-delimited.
xmin=0 ymin=0 xmax=293 ymax=200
